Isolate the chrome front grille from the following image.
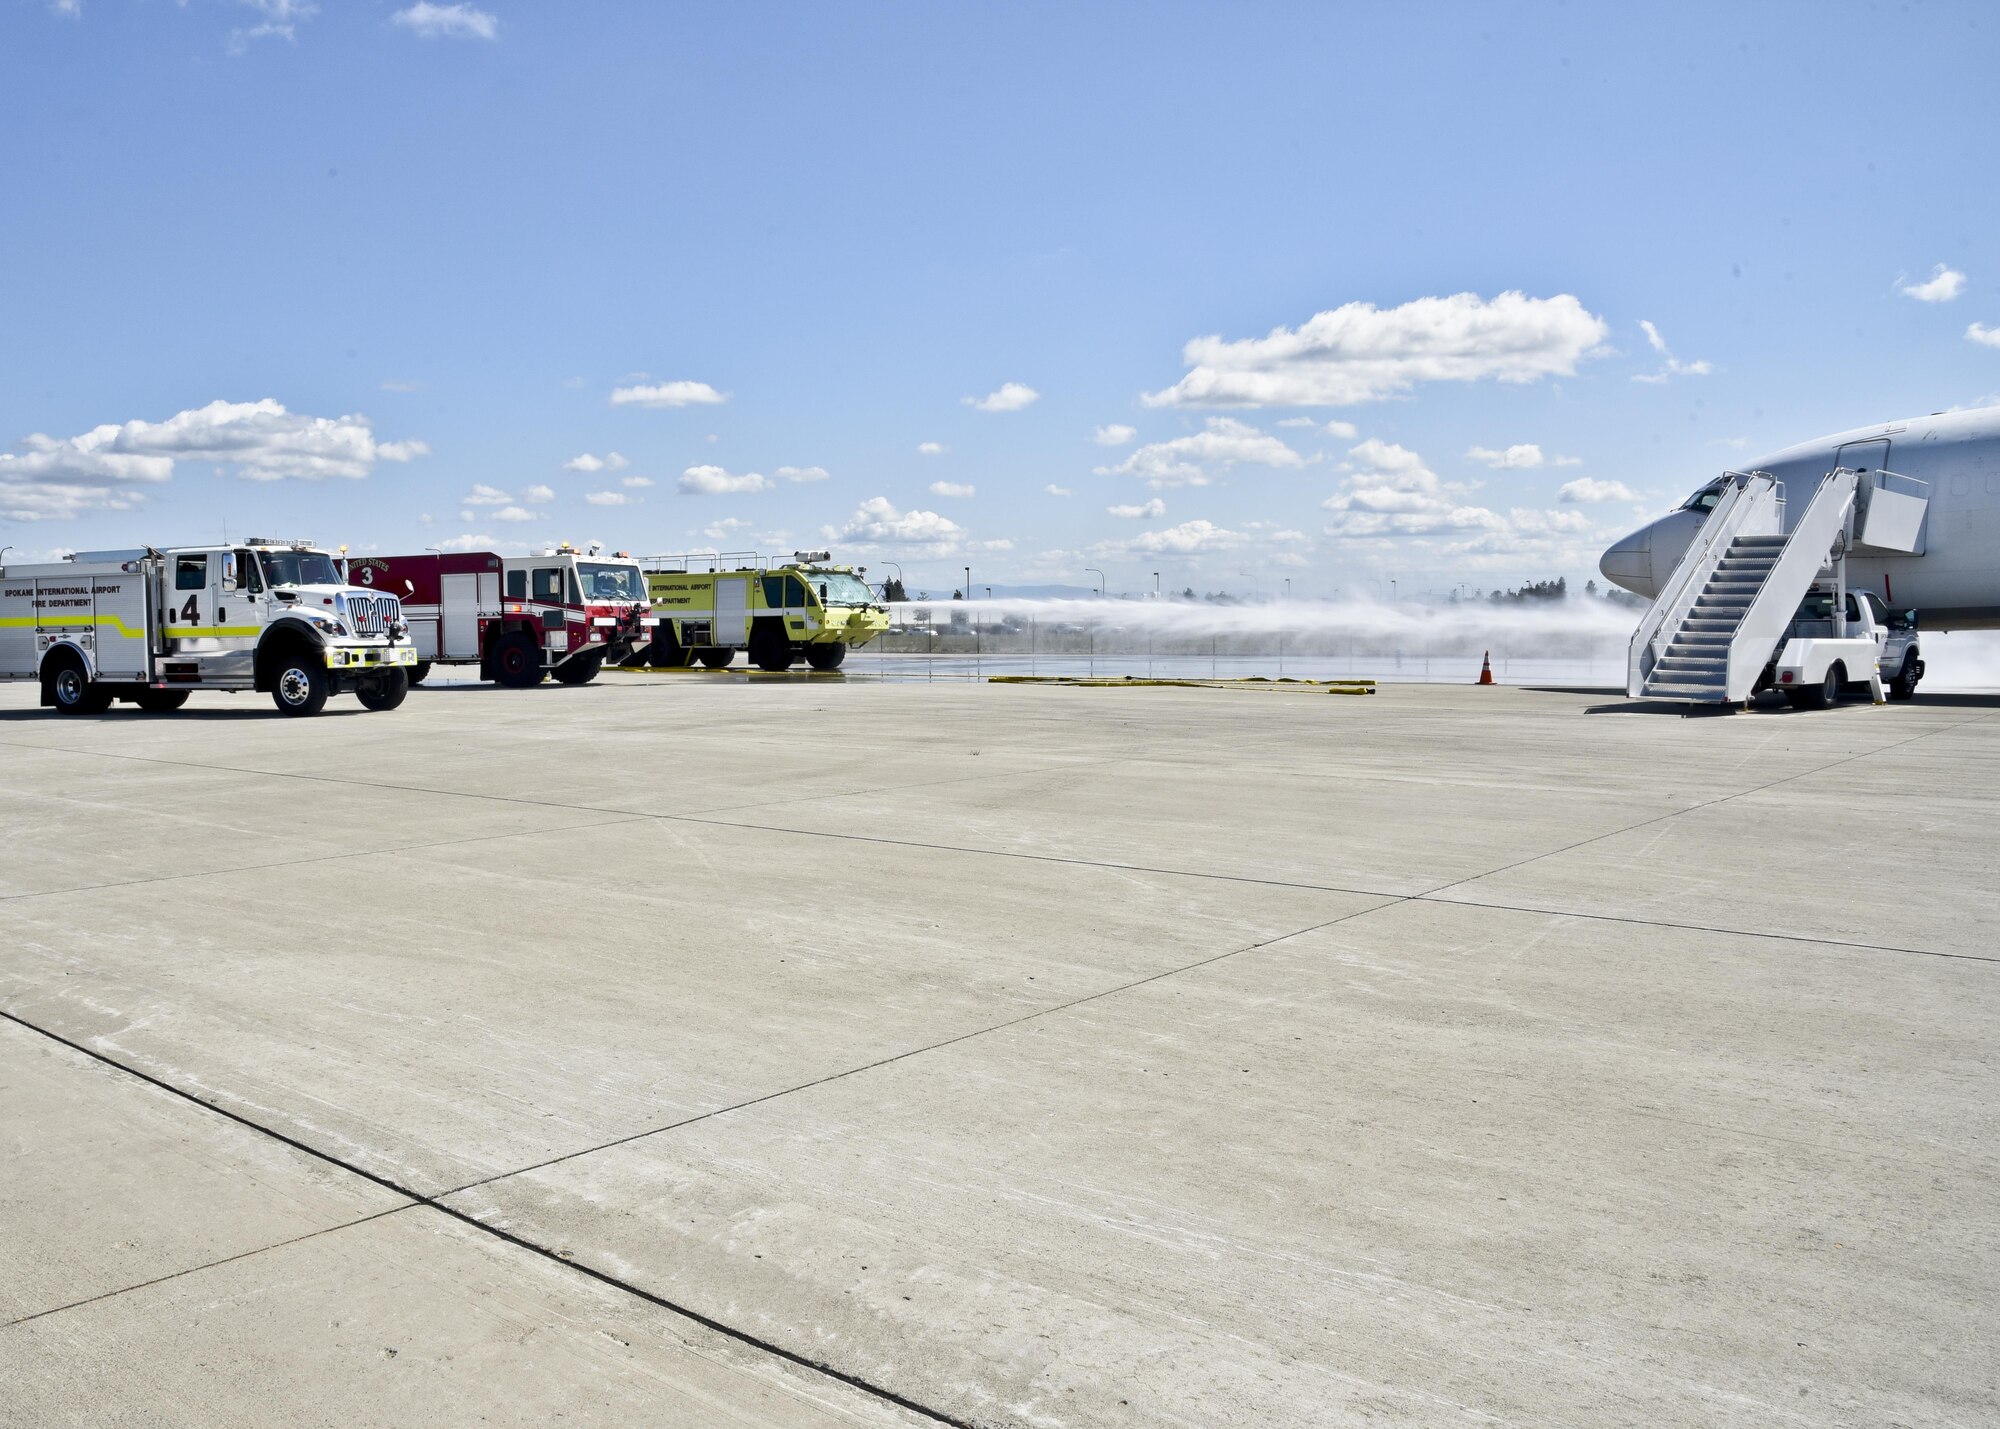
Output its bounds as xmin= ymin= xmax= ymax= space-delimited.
xmin=344 ymin=593 xmax=401 ymax=636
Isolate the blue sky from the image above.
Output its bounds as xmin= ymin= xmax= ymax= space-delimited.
xmin=3 ymin=0 xmax=1996 ymax=597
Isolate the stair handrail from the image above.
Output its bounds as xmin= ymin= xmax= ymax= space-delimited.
xmin=1724 ymin=467 xmax=1861 ymax=701
xmin=1626 ymin=470 xmax=1776 ymax=696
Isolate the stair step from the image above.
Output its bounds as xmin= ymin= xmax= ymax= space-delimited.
xmin=1646 ymin=683 xmax=1730 ymax=701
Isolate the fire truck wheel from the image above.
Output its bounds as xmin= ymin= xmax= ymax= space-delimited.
xmin=804 ymin=644 xmax=847 ymax=671
xmin=134 ymin=689 xmax=190 ymax=713
xmin=749 ymin=623 xmax=795 ymax=671
xmin=409 ymin=661 xmax=433 ymax=686
xmin=492 ymin=633 xmax=545 ymax=688
xmin=697 ymin=648 xmax=734 ymax=669
xmin=357 ymin=668 xmax=410 ymax=711
xmin=271 ymin=659 xmax=330 ymax=716
xmin=46 ymin=654 xmax=113 ymax=715
xmin=552 ymin=653 xmax=603 ymax=686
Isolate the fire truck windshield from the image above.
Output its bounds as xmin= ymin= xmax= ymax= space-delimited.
xmin=578 ymin=561 xmax=645 ymax=602
xmin=260 ymin=550 xmax=343 ymax=587
xmin=812 ymin=572 xmax=876 ymax=607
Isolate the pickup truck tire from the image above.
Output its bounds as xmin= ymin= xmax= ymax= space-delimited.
xmin=492 ymin=633 xmax=545 ymax=688
xmin=271 ymin=659 xmax=330 ymax=716
xmin=552 ymin=652 xmax=603 ymax=686
xmin=356 ymin=668 xmax=409 ymax=711
xmin=1788 ymin=662 xmax=1844 ymax=711
xmin=1889 ymin=652 xmax=1921 ymax=701
xmin=46 ymin=653 xmax=113 ymax=715
xmin=697 ymin=647 xmax=734 ymax=669
xmin=409 ymin=660 xmax=433 ymax=686
xmin=134 ymin=689 xmax=190 ymax=713
xmin=804 ymin=644 xmax=847 ymax=671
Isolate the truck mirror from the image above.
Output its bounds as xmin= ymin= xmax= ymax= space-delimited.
xmin=222 ymin=552 xmax=237 ymax=589
xmin=405 ymin=580 xmax=416 ymax=595
xmin=1905 ymin=610 xmax=1917 ymax=628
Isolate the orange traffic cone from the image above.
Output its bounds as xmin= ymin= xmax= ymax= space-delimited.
xmin=1477 ymin=650 xmax=1494 ymax=685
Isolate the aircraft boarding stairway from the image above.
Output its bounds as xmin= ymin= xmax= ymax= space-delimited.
xmin=1627 ymin=464 xmax=1927 ymax=704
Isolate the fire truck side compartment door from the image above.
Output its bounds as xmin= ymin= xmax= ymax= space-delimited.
xmin=715 ymin=577 xmax=749 ymax=644
xmin=441 ymin=573 xmax=480 ymax=659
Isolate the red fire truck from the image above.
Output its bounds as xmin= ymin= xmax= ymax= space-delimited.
xmin=349 ymin=545 xmax=655 ymax=687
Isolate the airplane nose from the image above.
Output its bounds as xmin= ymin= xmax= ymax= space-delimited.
xmin=1599 ymin=527 xmax=1654 ymax=597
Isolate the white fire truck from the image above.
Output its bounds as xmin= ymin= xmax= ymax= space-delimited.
xmin=0 ymin=539 xmax=416 ymax=716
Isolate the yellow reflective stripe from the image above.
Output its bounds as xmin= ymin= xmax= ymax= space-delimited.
xmin=0 ymin=614 xmax=149 ymax=638
xmin=176 ymin=626 xmax=262 ymax=638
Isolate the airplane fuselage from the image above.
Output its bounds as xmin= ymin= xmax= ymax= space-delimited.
xmin=1602 ymin=405 xmax=2000 ymax=630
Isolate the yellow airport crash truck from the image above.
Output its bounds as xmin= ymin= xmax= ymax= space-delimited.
xmin=634 ymin=551 xmax=888 ymax=670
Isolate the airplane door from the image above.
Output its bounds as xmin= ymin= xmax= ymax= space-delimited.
xmin=715 ymin=577 xmax=749 ymax=645
xmin=441 ymin=573 xmax=480 ymax=658
xmin=1835 ymin=438 xmax=1890 ymax=479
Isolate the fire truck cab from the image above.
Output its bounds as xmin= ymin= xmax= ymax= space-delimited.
xmin=354 ymin=544 xmax=655 ymax=687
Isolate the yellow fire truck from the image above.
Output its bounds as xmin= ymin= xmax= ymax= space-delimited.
xmin=634 ymin=551 xmax=888 ymax=670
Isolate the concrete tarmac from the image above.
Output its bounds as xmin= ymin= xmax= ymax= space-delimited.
xmin=1 ymin=673 xmax=1995 ymax=1427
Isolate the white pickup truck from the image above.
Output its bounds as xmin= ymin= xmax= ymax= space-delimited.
xmin=1766 ymin=588 xmax=1923 ymax=709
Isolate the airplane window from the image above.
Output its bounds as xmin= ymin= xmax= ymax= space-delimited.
xmin=1679 ymin=480 xmax=1726 ymax=513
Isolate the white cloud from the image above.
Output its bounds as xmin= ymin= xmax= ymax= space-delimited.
xmin=228 ymin=0 xmax=316 ymax=52
xmin=1118 ymin=519 xmax=1246 ymax=555
xmin=1633 ymin=320 xmax=1713 ymax=383
xmin=929 ymin=481 xmax=975 ymax=498
xmin=1096 ymin=417 xmax=1304 ymax=489
xmin=1322 ymin=438 xmax=1506 ymax=537
xmin=461 ymin=483 xmax=512 ymax=506
xmin=833 ymin=496 xmax=965 ymax=553
xmin=0 ymin=398 xmax=425 ymax=521
xmin=1144 ymin=291 xmax=1607 ymax=408
xmin=677 ymin=465 xmax=769 ymax=495
xmin=434 ymin=533 xmax=500 ymax=553
xmin=622 ymin=475 xmax=653 ymax=488
xmin=1900 ymin=265 xmax=1966 ymax=303
xmin=491 ymin=505 xmax=538 ymax=523
xmin=701 ymin=517 xmax=751 ymax=541
xmin=777 ymin=465 xmax=829 ymax=483
xmin=390 ymin=3 xmax=497 ymax=40
xmin=51 ymin=0 xmax=82 ymax=17
xmin=965 ymin=382 xmax=1039 ymax=413
xmin=1044 ymin=484 xmax=1073 ymax=497
xmin=564 ymin=450 xmax=628 ymax=473
xmin=521 ymin=484 xmax=555 ymax=502
xmin=1558 ymin=476 xmax=1641 ymax=503
xmin=1466 ymin=443 xmax=1548 ymax=469
xmin=1108 ymin=498 xmax=1166 ymax=519
xmin=610 ymin=380 xmax=728 ymax=408
xmin=1283 ymin=417 xmax=1362 ymax=438
xmin=584 ymin=490 xmax=629 ymax=506
xmin=1093 ymin=424 xmax=1137 ymax=446
xmin=1967 ymin=323 xmax=2000 ymax=349
xmin=917 ymin=441 xmax=945 ymax=456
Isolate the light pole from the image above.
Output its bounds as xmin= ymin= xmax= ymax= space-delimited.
xmin=1150 ymin=572 xmax=1160 ymax=676
xmin=1084 ymin=568 xmax=1104 ymax=676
